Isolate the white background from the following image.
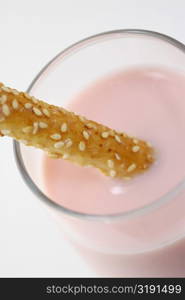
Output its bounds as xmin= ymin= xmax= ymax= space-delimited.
xmin=0 ymin=0 xmax=185 ymax=277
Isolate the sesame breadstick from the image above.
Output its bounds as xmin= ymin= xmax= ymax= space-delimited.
xmin=0 ymin=83 xmax=154 ymax=179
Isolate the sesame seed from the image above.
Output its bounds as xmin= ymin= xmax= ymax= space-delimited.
xmin=59 ymin=107 xmax=67 ymax=114
xmin=31 ymin=96 xmax=38 ymax=104
xmin=127 ymin=163 xmax=136 ymax=173
xmin=23 ymin=92 xmax=32 ymax=99
xmin=79 ymin=116 xmax=86 ymax=122
xmin=115 ymin=153 xmax=121 ymax=160
xmin=1 ymin=86 xmax=11 ymax=92
xmin=50 ymin=133 xmax=61 ymax=140
xmin=79 ymin=141 xmax=86 ymax=151
xmin=24 ymin=103 xmax=32 ymax=109
xmin=42 ymin=108 xmax=50 ymax=117
xmin=65 ymin=138 xmax=73 ymax=148
xmin=33 ymin=107 xmax=42 ymax=116
xmin=82 ymin=130 xmax=89 ymax=140
xmin=86 ymin=123 xmax=96 ymax=129
xmin=32 ymin=122 xmax=39 ymax=134
xmin=54 ymin=141 xmax=64 ymax=149
xmin=115 ymin=135 xmax=122 ymax=143
xmin=63 ymin=153 xmax=69 ymax=159
xmin=47 ymin=152 xmax=59 ymax=158
xmin=39 ymin=122 xmax=48 ymax=128
xmin=52 ymin=108 xmax=60 ymax=115
xmin=11 ymin=89 xmax=19 ymax=95
xmin=101 ymin=132 xmax=109 ymax=138
xmin=61 ymin=122 xmax=68 ymax=132
xmin=107 ymin=159 xmax=114 ymax=168
xmin=12 ymin=99 xmax=19 ymax=109
xmin=0 ymin=95 xmax=7 ymax=104
xmin=133 ymin=138 xmax=139 ymax=144
xmin=2 ymin=104 xmax=10 ymax=116
xmin=22 ymin=126 xmax=32 ymax=133
xmin=132 ymin=145 xmax=140 ymax=152
xmin=1 ymin=129 xmax=11 ymax=135
xmin=110 ymin=170 xmax=116 ymax=177
xmin=20 ymin=140 xmax=29 ymax=145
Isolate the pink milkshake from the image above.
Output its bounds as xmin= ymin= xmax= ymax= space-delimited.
xmin=42 ymin=67 xmax=185 ymax=277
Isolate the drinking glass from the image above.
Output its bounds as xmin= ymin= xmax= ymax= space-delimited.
xmin=14 ymin=30 xmax=185 ymax=277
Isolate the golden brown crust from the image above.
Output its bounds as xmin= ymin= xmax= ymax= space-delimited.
xmin=0 ymin=83 xmax=154 ymax=178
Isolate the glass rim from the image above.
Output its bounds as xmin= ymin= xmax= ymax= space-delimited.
xmin=13 ymin=29 xmax=185 ymax=222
